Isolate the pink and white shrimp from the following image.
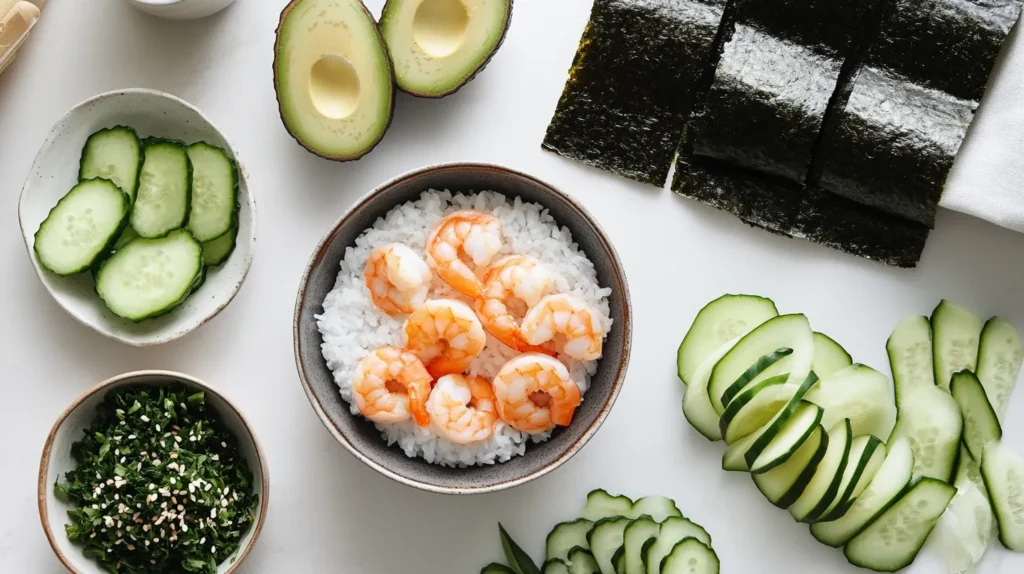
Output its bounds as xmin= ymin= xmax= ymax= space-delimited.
xmin=352 ymin=346 xmax=433 ymax=427
xmin=520 ymin=294 xmax=606 ymax=361
xmin=491 ymin=353 xmax=582 ymax=434
xmin=402 ymin=299 xmax=487 ymax=379
xmin=475 ymin=255 xmax=555 ymax=352
xmin=425 ymin=210 xmax=503 ymax=298
xmin=426 ymin=374 xmax=499 ymax=444
xmin=363 ymin=243 xmax=432 ymax=316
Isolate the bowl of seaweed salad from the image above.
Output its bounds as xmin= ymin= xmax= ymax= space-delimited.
xmin=38 ymin=371 xmax=269 ymax=574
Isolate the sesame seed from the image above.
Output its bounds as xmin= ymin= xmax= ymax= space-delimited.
xmin=155 ymin=424 xmax=161 ymax=432
xmin=127 ymin=435 xmax=136 ymax=440
xmin=140 ymin=415 xmax=150 ymax=422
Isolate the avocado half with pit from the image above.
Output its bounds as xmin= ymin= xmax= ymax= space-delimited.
xmin=380 ymin=0 xmax=513 ymax=97
xmin=273 ymin=0 xmax=395 ymax=161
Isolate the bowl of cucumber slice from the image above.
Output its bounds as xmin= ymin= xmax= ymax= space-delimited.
xmin=18 ymin=88 xmax=255 ymax=346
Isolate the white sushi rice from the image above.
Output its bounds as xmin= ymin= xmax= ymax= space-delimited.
xmin=316 ymin=190 xmax=612 ymax=467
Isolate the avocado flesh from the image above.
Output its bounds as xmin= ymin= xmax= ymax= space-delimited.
xmin=274 ymin=0 xmax=395 ymax=161
xmin=381 ymin=0 xmax=511 ymax=97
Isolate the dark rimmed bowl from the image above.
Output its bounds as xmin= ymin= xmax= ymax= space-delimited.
xmin=293 ymin=163 xmax=632 ymax=494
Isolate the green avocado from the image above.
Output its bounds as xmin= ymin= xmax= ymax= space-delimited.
xmin=380 ymin=0 xmax=512 ymax=98
xmin=273 ymin=0 xmax=396 ymax=161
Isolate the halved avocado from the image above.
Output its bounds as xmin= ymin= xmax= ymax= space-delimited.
xmin=273 ymin=0 xmax=395 ymax=161
xmin=380 ymin=0 xmax=512 ymax=97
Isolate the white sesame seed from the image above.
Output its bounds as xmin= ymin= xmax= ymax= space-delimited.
xmin=127 ymin=435 xmax=136 ymax=440
xmin=221 ymin=442 xmax=226 ymax=448
xmin=155 ymin=424 xmax=161 ymax=432
xmin=174 ymin=436 xmax=183 ymax=443
xmin=140 ymin=415 xmax=150 ymax=422
xmin=211 ymin=546 xmax=216 ymax=554
xmin=210 ymin=509 xmax=217 ymax=519
xmin=170 ymin=477 xmax=176 ymax=485
xmin=189 ymin=435 xmax=196 ymax=442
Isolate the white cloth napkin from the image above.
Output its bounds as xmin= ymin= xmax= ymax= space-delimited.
xmin=942 ymin=21 xmax=1024 ymax=232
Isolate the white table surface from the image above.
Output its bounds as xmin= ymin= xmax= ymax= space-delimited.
xmin=3 ymin=1 xmax=1024 ymax=572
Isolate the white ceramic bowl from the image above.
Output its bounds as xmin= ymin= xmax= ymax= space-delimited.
xmin=38 ymin=370 xmax=270 ymax=574
xmin=18 ymin=88 xmax=256 ymax=346
xmin=127 ymin=0 xmax=236 ymax=20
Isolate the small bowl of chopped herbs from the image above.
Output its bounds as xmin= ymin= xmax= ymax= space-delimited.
xmin=38 ymin=370 xmax=269 ymax=574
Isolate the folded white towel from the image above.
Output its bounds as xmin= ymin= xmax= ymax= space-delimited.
xmin=942 ymin=22 xmax=1024 ymax=232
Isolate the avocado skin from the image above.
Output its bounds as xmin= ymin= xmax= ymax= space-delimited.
xmin=381 ymin=0 xmax=513 ymax=98
xmin=273 ymin=0 xmax=397 ymax=162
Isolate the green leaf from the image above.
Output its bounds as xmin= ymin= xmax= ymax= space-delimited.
xmin=54 ymin=481 xmax=70 ymax=503
xmin=98 ymin=440 xmax=110 ymax=460
xmin=188 ymin=391 xmax=205 ymax=404
xmin=499 ymin=523 xmax=541 ymax=574
xmin=127 ymin=400 xmax=142 ymax=414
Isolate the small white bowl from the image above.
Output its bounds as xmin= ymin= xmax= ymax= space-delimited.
xmin=18 ymin=88 xmax=256 ymax=346
xmin=127 ymin=0 xmax=236 ymax=20
xmin=38 ymin=370 xmax=270 ymax=574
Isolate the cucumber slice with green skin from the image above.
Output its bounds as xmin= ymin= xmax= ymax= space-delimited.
xmin=500 ymin=523 xmax=542 ymax=574
xmin=716 ymin=346 xmax=797 ymax=414
xmin=588 ymin=517 xmax=629 ymax=574
xmin=950 ymin=370 xmax=1002 ymax=460
xmin=95 ymin=229 xmax=203 ymax=322
xmin=722 ymin=395 xmax=820 ymax=473
xmin=753 ymin=424 xmax=828 ymax=508
xmin=482 ymin=564 xmax=517 ymax=574
xmin=131 ymin=138 xmax=192 ymax=238
xmin=975 ymin=317 xmax=1024 ymax=420
xmin=34 ymin=179 xmax=130 ymax=276
xmin=931 ymin=300 xmax=983 ymax=390
xmin=934 ymin=473 xmax=994 ymax=574
xmin=543 ymin=560 xmax=570 ymax=574
xmin=660 ymin=539 xmax=719 ymax=574
xmin=809 ymin=438 xmax=914 ymax=548
xmin=612 ymin=548 xmax=625 ymax=574
xmin=954 ymin=445 xmax=985 ymax=490
xmin=185 ymin=142 xmax=238 ymax=242
xmin=750 ymin=401 xmax=823 ymax=474
xmin=887 ymin=316 xmax=935 ymax=406
xmin=546 ymin=519 xmax=593 ymax=563
xmin=582 ymin=490 xmax=633 ymax=521
xmin=683 ymin=338 xmax=739 ymax=441
xmin=720 ymin=374 xmax=791 ymax=444
xmin=790 ymin=419 xmax=853 ymax=523
xmin=622 ymin=517 xmax=659 ymax=574
xmin=708 ymin=314 xmax=813 ymax=414
xmin=642 ymin=517 xmax=711 ymax=574
xmin=806 ymin=364 xmax=896 ymax=441
xmin=113 ymin=226 xmax=139 ymax=250
xmin=844 ymin=477 xmax=957 ymax=572
xmin=981 ymin=441 xmax=1024 ymax=551
xmin=629 ymin=496 xmax=682 ymax=522
xmin=568 ymin=549 xmax=601 ymax=574
xmin=816 ymin=435 xmax=885 ymax=522
xmin=202 ymin=224 xmax=237 ymax=266
xmin=677 ymin=294 xmax=778 ymax=386
xmin=78 ymin=126 xmax=143 ymax=201
xmin=812 ymin=332 xmax=852 ymax=379
xmin=888 ymin=385 xmax=963 ymax=482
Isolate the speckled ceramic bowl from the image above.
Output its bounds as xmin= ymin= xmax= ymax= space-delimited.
xmin=38 ymin=370 xmax=269 ymax=573
xmin=293 ymin=163 xmax=632 ymax=494
xmin=18 ymin=88 xmax=256 ymax=346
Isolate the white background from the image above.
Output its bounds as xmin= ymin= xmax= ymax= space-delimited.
xmin=3 ymin=1 xmax=1024 ymax=572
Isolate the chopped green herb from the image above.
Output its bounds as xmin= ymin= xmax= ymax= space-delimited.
xmin=56 ymin=385 xmax=257 ymax=574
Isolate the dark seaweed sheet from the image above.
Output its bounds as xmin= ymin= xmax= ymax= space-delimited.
xmin=542 ymin=0 xmax=727 ymax=186
xmin=738 ymin=0 xmax=874 ymax=56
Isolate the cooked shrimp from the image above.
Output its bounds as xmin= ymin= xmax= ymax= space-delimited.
xmin=352 ymin=346 xmax=432 ymax=427
xmin=520 ymin=293 xmax=606 ymax=361
xmin=426 ymin=374 xmax=498 ymax=443
xmin=475 ymin=255 xmax=555 ymax=352
xmin=364 ymin=244 xmax=432 ymax=316
xmin=425 ymin=210 xmax=503 ymax=298
xmin=402 ymin=299 xmax=487 ymax=378
xmin=492 ymin=353 xmax=581 ymax=433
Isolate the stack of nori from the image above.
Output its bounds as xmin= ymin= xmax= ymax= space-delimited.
xmin=819 ymin=0 xmax=1024 ymax=227
xmin=542 ymin=0 xmax=727 ymax=186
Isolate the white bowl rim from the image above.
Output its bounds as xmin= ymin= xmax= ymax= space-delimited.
xmin=37 ymin=369 xmax=270 ymax=574
xmin=17 ymin=87 xmax=257 ymax=347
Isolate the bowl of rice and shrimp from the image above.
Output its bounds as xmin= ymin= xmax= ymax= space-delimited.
xmin=293 ymin=163 xmax=631 ymax=494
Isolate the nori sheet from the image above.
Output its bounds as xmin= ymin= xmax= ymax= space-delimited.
xmin=542 ymin=0 xmax=727 ymax=186
xmin=738 ymin=0 xmax=874 ymax=57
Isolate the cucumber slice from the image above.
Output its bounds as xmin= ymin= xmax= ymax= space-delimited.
xmin=816 ymin=435 xmax=885 ymax=521
xmin=612 ymin=548 xmax=625 ymax=574
xmin=812 ymin=332 xmax=852 ymax=379
xmin=677 ymin=294 xmax=778 ymax=386
xmin=546 ymin=519 xmax=593 ymax=563
xmin=750 ymin=401 xmax=823 ymax=474
xmin=950 ymin=370 xmax=1002 ymax=460
xmin=717 ymin=346 xmax=798 ymax=414
xmin=185 ymin=142 xmax=238 ymax=242
xmin=113 ymin=226 xmax=139 ymax=250
xmin=95 ymin=229 xmax=203 ymax=321
xmin=931 ymin=300 xmax=983 ymax=390
xmin=568 ymin=549 xmax=601 ymax=574
xmin=976 ymin=317 xmax=1024 ymax=420
xmin=789 ymin=419 xmax=853 ymax=523
xmin=482 ymin=564 xmax=517 ymax=574
xmin=78 ymin=126 xmax=143 ymax=201
xmin=131 ymin=138 xmax=192 ymax=238
xmin=719 ymin=374 xmax=791 ymax=444
xmin=806 ymin=364 xmax=897 ymax=441
xmin=887 ymin=315 xmax=935 ymax=406
xmin=934 ymin=474 xmax=993 ymax=574
xmin=582 ymin=490 xmax=633 ymax=521
xmin=753 ymin=424 xmax=828 ymax=508
xmin=543 ymin=560 xmax=570 ymax=574
xmin=500 ymin=523 xmax=542 ymax=574
xmin=622 ymin=517 xmax=659 ymax=574
xmin=844 ymin=477 xmax=957 ymax=572
xmin=708 ymin=314 xmax=813 ymax=414
xmin=954 ymin=445 xmax=984 ymax=490
xmin=888 ymin=385 xmax=963 ymax=482
xmin=810 ymin=438 xmax=914 ymax=547
xmin=660 ymin=539 xmax=719 ymax=574
xmin=34 ymin=179 xmax=130 ymax=276
xmin=202 ymin=225 xmax=238 ymax=266
xmin=587 ymin=517 xmax=629 ymax=574
xmin=642 ymin=517 xmax=711 ymax=574
xmin=683 ymin=338 xmax=738 ymax=441
xmin=981 ymin=441 xmax=1024 ymax=551
xmin=629 ymin=496 xmax=681 ymax=522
